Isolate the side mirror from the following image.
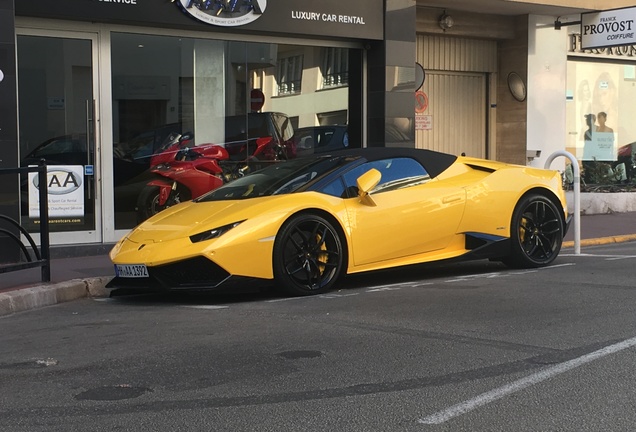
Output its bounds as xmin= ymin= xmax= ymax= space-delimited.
xmin=356 ymin=168 xmax=381 ymax=206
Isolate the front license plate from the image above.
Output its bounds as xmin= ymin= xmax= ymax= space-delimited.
xmin=115 ymin=264 xmax=149 ymax=278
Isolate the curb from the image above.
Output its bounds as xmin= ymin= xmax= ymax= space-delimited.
xmin=0 ymin=276 xmax=111 ymax=318
xmin=563 ymin=234 xmax=636 ymax=249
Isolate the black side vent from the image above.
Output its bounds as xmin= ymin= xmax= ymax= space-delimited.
xmin=465 ymin=164 xmax=496 ymax=173
xmin=465 ymin=234 xmax=488 ymax=250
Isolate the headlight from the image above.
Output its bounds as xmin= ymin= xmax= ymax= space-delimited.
xmin=189 ymin=220 xmax=245 ymax=243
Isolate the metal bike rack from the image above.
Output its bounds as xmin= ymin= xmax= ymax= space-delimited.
xmin=0 ymin=161 xmax=51 ymax=282
xmin=544 ymin=150 xmax=580 ymax=255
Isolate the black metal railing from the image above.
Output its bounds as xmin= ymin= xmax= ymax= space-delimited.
xmin=0 ymin=161 xmax=50 ymax=282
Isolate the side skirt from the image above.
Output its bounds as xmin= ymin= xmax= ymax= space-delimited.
xmin=461 ymin=232 xmax=511 ymax=261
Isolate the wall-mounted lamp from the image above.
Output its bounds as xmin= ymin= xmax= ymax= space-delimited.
xmin=507 ymin=72 xmax=527 ymax=102
xmin=439 ymin=12 xmax=454 ymax=31
xmin=554 ymin=16 xmax=581 ymax=30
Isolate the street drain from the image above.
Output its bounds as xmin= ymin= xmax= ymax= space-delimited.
xmin=75 ymin=384 xmax=152 ymax=401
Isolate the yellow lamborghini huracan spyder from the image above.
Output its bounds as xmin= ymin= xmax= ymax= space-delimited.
xmin=107 ymin=147 xmax=571 ymax=296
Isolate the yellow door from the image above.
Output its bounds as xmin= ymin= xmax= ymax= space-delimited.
xmin=344 ymin=181 xmax=466 ymax=266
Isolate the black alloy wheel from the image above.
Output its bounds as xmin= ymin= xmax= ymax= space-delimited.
xmin=273 ymin=214 xmax=345 ymax=296
xmin=504 ymin=194 xmax=564 ymax=268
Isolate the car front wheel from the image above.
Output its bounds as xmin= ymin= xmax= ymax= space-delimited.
xmin=503 ymin=194 xmax=564 ymax=268
xmin=273 ymin=214 xmax=345 ymax=296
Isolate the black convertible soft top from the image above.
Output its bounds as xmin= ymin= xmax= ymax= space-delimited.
xmin=327 ymin=147 xmax=458 ymax=179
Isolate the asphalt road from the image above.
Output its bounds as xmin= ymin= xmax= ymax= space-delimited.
xmin=2 ymin=242 xmax=636 ymax=432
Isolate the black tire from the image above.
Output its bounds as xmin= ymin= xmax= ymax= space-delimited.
xmin=503 ymin=194 xmax=564 ymax=268
xmin=136 ymin=185 xmax=190 ymax=223
xmin=273 ymin=214 xmax=345 ymax=296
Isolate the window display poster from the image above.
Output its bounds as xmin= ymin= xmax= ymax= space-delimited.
xmin=28 ymin=165 xmax=85 ymax=222
xmin=583 ymin=131 xmax=616 ymax=161
xmin=568 ymin=62 xmax=636 ymax=161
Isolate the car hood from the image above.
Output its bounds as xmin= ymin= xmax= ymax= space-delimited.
xmin=125 ymin=197 xmax=281 ymax=243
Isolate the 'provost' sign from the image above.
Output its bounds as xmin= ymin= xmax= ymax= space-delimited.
xmin=581 ymin=7 xmax=636 ymax=49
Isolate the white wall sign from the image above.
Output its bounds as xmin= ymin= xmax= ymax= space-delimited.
xmin=29 ymin=166 xmax=85 ymax=219
xmin=415 ymin=114 xmax=432 ymax=131
xmin=581 ymin=7 xmax=636 ymax=49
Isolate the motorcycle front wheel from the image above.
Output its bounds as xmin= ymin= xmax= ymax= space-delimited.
xmin=136 ymin=185 xmax=191 ymax=224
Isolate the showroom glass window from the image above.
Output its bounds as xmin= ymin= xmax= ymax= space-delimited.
xmin=276 ymin=54 xmax=303 ymax=95
xmin=566 ymin=60 xmax=636 ymax=185
xmin=110 ymin=33 xmax=355 ymax=230
xmin=17 ymin=36 xmax=96 ymax=234
xmin=322 ymin=48 xmax=349 ymax=88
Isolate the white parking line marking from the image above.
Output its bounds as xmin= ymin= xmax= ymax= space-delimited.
xmin=560 ymin=253 xmax=636 ymax=258
xmin=183 ymin=305 xmax=229 ymax=310
xmin=560 ymin=253 xmax=636 ymax=260
xmin=508 ymin=270 xmax=539 ymax=275
xmin=319 ymin=293 xmax=360 ymax=299
xmin=446 ymin=272 xmax=510 ymax=283
xmin=418 ymin=335 xmax=636 ymax=425
xmin=366 ymin=286 xmax=404 ymax=292
xmin=540 ymin=263 xmax=575 ymax=269
xmin=366 ymin=282 xmax=433 ymax=292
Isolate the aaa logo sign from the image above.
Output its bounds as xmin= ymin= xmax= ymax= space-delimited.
xmin=28 ymin=166 xmax=85 ymax=218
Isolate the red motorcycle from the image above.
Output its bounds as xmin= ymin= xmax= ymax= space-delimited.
xmin=136 ymin=133 xmax=292 ymax=222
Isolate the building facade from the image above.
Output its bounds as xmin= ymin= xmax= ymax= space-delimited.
xmin=0 ymin=0 xmax=633 ymax=252
xmin=1 ymin=0 xmax=408 ymax=252
xmin=414 ymin=0 xmax=636 ymax=177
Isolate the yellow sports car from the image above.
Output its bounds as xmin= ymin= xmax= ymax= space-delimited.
xmin=107 ymin=147 xmax=571 ymax=296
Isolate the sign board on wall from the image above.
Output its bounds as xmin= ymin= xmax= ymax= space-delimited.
xmin=581 ymin=7 xmax=636 ymax=49
xmin=28 ymin=166 xmax=85 ymax=222
xmin=250 ymin=88 xmax=265 ymax=112
xmin=414 ymin=91 xmax=428 ymax=114
xmin=15 ymin=0 xmax=384 ymax=41
xmin=415 ymin=114 xmax=432 ymax=131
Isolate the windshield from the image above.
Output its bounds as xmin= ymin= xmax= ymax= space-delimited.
xmin=196 ymin=156 xmax=352 ymax=202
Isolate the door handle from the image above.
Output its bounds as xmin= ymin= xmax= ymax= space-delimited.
xmin=442 ymin=194 xmax=463 ymax=204
xmin=85 ymin=99 xmax=95 ymax=199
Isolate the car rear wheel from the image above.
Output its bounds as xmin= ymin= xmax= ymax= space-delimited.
xmin=273 ymin=214 xmax=344 ymax=296
xmin=503 ymin=194 xmax=564 ymax=268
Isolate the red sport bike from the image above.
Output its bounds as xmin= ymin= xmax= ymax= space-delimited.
xmin=136 ymin=114 xmax=296 ymax=222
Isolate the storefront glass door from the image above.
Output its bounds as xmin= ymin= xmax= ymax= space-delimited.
xmin=17 ymin=31 xmax=101 ymax=244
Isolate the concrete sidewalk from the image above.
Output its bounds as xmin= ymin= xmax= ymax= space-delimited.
xmin=0 ymin=253 xmax=114 ymax=317
xmin=563 ymin=211 xmax=636 ymax=247
xmin=1 ymin=211 xmax=635 ymax=317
